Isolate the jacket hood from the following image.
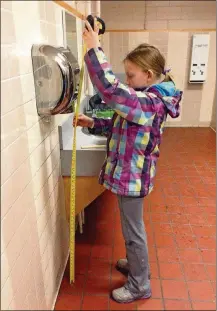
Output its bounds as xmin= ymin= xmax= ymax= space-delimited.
xmin=148 ymin=81 xmax=182 ymax=118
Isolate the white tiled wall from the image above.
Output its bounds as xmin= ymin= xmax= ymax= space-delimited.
xmin=0 ymin=1 xmax=79 ymax=309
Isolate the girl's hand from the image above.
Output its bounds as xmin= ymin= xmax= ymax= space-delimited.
xmin=73 ymin=113 xmax=94 ymax=128
xmin=83 ymin=18 xmax=100 ymax=50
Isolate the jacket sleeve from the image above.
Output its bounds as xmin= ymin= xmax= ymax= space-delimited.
xmin=88 ymin=117 xmax=112 ymax=137
xmin=84 ymin=47 xmax=163 ymax=125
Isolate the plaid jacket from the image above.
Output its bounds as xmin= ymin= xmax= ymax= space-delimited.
xmin=84 ymin=47 xmax=182 ymax=197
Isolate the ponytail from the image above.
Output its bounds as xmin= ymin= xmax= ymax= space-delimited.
xmin=162 ymin=69 xmax=175 ymax=84
xmin=163 ymin=72 xmax=175 ymax=83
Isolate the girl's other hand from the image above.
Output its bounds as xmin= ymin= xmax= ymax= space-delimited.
xmin=73 ymin=113 xmax=94 ymax=128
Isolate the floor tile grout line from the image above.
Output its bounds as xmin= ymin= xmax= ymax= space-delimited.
xmin=192 ymin=162 xmax=215 ymax=200
xmin=108 ymin=203 xmax=117 ymax=311
xmin=185 ymin=219 xmax=215 ymax=283
xmin=149 ymin=205 xmax=214 ymax=239
xmin=160 ymin=176 xmax=194 ymax=310
xmin=147 ymin=197 xmax=166 ymax=310
xmin=170 ymin=163 xmax=215 ymax=307
xmin=171 ymin=162 xmax=213 ymax=225
xmin=171 ymin=225 xmax=194 ymax=310
xmin=164 ymin=159 xmax=216 ymax=304
xmin=79 ymin=216 xmax=96 ymax=311
xmin=187 ymin=216 xmax=216 ymax=300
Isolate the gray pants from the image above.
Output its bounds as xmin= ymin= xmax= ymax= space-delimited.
xmin=117 ymin=195 xmax=150 ymax=294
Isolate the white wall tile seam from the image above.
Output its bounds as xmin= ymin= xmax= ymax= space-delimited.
xmin=40 ymin=20 xmax=61 ymax=27
xmin=3 ymin=244 xmax=32 ymax=298
xmin=6 ymin=251 xmax=38 ymax=309
xmin=1 ymin=155 xmax=59 ymax=224
xmin=1 ymin=7 xmax=13 ymax=14
xmin=36 ymin=179 xmax=61 ymax=238
xmin=1 ymin=248 xmax=26 ymax=292
xmin=39 ymin=17 xmax=49 ymax=22
xmin=39 ymin=204 xmax=64 ymax=275
xmin=0 ymin=43 xmax=15 ymax=48
xmin=38 ymin=205 xmax=56 ymax=236
xmin=37 ymin=179 xmax=60 ymax=217
xmin=50 ymin=251 xmax=69 ymax=311
xmin=1 ymin=167 xmax=59 ymax=237
xmin=39 ymin=221 xmax=56 ymax=259
xmin=17 ymin=260 xmax=39 ymax=310
xmin=26 ymin=122 xmax=57 ymax=156
xmin=45 ymin=224 xmax=63 ymax=265
xmin=29 ymin=141 xmax=60 ymax=175
xmin=35 ymin=176 xmax=59 ymax=217
xmin=37 ymin=212 xmax=53 ymax=240
xmin=1 ymin=207 xmax=31 ymax=290
xmin=34 ymin=165 xmax=60 ymax=203
xmin=1 ymin=149 xmax=32 ymax=185
xmin=31 ymin=156 xmax=60 ymax=200
xmin=1 ymin=119 xmax=41 ymax=153
xmin=1 ymin=72 xmax=37 ymax=83
xmin=1 ymin=164 xmax=32 ymax=220
xmin=44 ymin=0 xmax=48 ymax=22
xmin=0 ymin=136 xmax=59 ymax=187
xmin=33 ymin=160 xmax=60 ymax=199
xmin=50 ymin=179 xmax=61 ymax=209
xmin=44 ymin=259 xmax=63 ymax=298
xmin=1 ymin=110 xmax=24 ymax=127
xmin=1 ymin=75 xmax=25 ymax=84
xmin=25 ymin=117 xmax=51 ymax=138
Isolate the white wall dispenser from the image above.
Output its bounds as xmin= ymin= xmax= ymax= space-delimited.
xmin=189 ymin=34 xmax=210 ymax=83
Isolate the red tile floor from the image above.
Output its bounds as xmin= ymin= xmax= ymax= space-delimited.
xmin=55 ymin=128 xmax=216 ymax=310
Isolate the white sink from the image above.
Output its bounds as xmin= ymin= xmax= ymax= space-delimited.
xmin=81 ymin=127 xmax=107 ymax=147
xmin=59 ymin=113 xmax=107 ymax=176
xmin=63 ymin=127 xmax=107 ymax=150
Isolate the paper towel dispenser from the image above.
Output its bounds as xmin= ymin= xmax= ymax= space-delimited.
xmin=31 ymin=44 xmax=80 ymax=116
xmin=189 ymin=34 xmax=210 ymax=83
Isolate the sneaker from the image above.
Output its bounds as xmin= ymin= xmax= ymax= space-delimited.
xmin=111 ymin=286 xmax=152 ymax=303
xmin=116 ymin=259 xmax=151 ymax=279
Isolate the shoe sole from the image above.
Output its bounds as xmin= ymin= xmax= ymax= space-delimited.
xmin=115 ymin=264 xmax=151 ymax=279
xmin=111 ymin=291 xmax=152 ymax=304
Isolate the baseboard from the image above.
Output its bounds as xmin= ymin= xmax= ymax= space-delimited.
xmin=165 ymin=123 xmax=211 ymax=127
xmin=52 ymin=249 xmax=69 ymax=310
xmin=210 ymin=126 xmax=216 ymax=132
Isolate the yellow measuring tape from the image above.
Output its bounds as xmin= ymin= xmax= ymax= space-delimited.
xmin=69 ymin=17 xmax=103 ymax=282
xmin=70 ymin=44 xmax=87 ymax=283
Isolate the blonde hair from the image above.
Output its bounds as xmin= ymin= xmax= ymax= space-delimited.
xmin=124 ymin=43 xmax=174 ymax=83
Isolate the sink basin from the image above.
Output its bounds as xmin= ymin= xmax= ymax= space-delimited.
xmin=81 ymin=127 xmax=107 ymax=146
xmin=59 ymin=114 xmax=107 ymax=176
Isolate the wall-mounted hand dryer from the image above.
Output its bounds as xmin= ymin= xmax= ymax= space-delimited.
xmin=189 ymin=34 xmax=210 ymax=83
xmin=31 ymin=44 xmax=80 ymax=116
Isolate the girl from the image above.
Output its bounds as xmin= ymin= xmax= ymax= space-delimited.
xmin=73 ymin=19 xmax=182 ymax=303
